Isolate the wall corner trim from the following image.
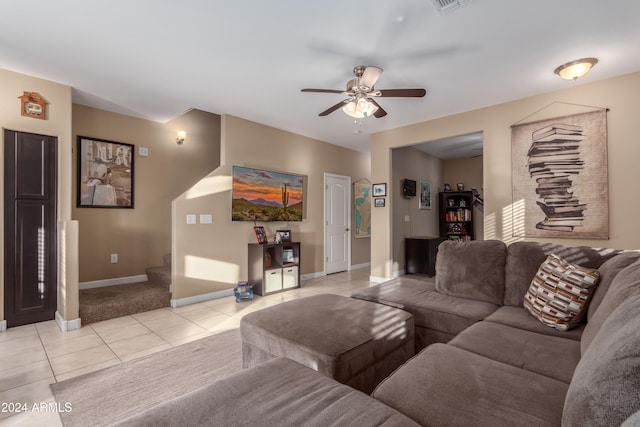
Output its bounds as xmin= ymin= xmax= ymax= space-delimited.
xmin=55 ymin=311 xmax=82 ymax=332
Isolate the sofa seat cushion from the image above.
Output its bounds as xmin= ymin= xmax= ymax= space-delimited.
xmin=485 ymin=306 xmax=584 ymax=340
xmin=523 ymin=254 xmax=600 ymax=331
xmin=435 ymin=240 xmax=507 ymax=305
xmin=563 ymin=294 xmax=640 ymax=427
xmin=115 ymin=358 xmax=420 ymax=427
xmin=373 ymin=344 xmax=568 ymax=427
xmin=240 ymin=294 xmax=414 ymax=394
xmin=351 ymin=276 xmax=499 ymax=336
xmin=449 ymin=321 xmax=581 ymax=383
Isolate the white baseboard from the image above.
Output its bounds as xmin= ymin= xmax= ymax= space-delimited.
xmin=350 ymin=262 xmax=371 ymax=271
xmin=171 ymin=288 xmax=235 ymax=308
xmin=55 ymin=311 xmax=82 ymax=332
xmin=79 ymin=274 xmax=148 ymax=290
xmin=0 ymin=320 xmax=6 ymax=332
xmin=300 ymin=271 xmax=325 ymax=280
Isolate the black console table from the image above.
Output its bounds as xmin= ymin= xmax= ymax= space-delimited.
xmin=405 ymin=236 xmax=447 ymax=277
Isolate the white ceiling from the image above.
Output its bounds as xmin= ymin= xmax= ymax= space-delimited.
xmin=2 ymin=1 xmax=640 ymax=156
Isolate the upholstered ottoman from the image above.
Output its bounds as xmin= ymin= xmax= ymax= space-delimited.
xmin=240 ymin=294 xmax=415 ymax=394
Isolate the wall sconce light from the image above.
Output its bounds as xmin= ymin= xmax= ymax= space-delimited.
xmin=554 ymin=58 xmax=598 ymax=81
xmin=176 ymin=130 xmax=186 ymax=145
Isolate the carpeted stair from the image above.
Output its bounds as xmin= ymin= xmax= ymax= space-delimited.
xmin=79 ymin=254 xmax=172 ymax=324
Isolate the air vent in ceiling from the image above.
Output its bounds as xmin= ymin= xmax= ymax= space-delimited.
xmin=432 ymin=0 xmax=473 ymax=14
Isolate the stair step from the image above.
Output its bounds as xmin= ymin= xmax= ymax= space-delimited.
xmin=146 ymin=266 xmax=171 ymax=288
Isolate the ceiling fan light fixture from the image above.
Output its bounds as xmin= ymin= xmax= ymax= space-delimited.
xmin=554 ymin=57 xmax=598 ymax=81
xmin=342 ymin=98 xmax=378 ymax=118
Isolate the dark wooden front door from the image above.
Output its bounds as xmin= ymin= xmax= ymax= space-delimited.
xmin=4 ymin=130 xmax=57 ymax=327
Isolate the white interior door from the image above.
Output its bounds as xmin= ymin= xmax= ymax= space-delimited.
xmin=325 ymin=173 xmax=350 ymax=274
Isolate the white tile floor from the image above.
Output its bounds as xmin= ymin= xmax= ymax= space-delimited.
xmin=0 ymin=268 xmax=381 ymax=426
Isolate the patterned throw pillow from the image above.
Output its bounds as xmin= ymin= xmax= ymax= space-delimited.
xmin=524 ymin=254 xmax=600 ymax=331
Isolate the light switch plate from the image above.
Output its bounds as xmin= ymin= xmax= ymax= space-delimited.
xmin=200 ymin=214 xmax=212 ymax=224
xmin=138 ymin=147 xmax=149 ymax=157
xmin=186 ymin=214 xmax=197 ymax=225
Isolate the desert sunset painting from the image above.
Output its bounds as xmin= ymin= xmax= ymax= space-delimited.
xmin=232 ymin=166 xmax=304 ymax=221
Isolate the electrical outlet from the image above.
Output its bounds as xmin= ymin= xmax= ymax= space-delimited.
xmin=405 ymin=215 xmax=410 ymax=222
xmin=110 ymin=253 xmax=118 ymax=263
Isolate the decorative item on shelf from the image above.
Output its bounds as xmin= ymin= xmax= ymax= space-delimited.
xmin=283 ymin=248 xmax=294 ymax=264
xmin=264 ymin=251 xmax=272 ymax=267
xmin=460 ymin=199 xmax=466 ymax=207
xmin=275 ymin=230 xmax=291 ymax=243
xmin=443 ymin=183 xmax=451 ymax=191
xmin=374 ymin=198 xmax=385 ymax=207
xmin=253 ymin=226 xmax=268 ymax=244
xmin=18 ymin=91 xmax=47 ymax=120
xmin=448 ymin=198 xmax=455 ymax=207
xmin=372 ymin=183 xmax=387 ymax=197
xmin=457 ymin=183 xmax=464 ymax=191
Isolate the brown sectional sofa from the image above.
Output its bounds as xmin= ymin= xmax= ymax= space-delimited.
xmin=115 ymin=240 xmax=640 ymax=426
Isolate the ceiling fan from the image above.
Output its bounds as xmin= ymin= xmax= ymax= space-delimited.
xmin=301 ymin=65 xmax=426 ymax=119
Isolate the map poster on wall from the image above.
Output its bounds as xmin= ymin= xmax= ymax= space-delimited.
xmin=354 ymin=182 xmax=371 ymax=238
xmin=511 ymin=109 xmax=608 ymax=239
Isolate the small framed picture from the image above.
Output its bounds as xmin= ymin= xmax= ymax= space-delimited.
xmin=457 ymin=183 xmax=465 ymax=191
xmin=253 ymin=226 xmax=268 ymax=244
xmin=374 ymin=198 xmax=385 ymax=207
xmin=275 ymin=229 xmax=291 ymax=243
xmin=443 ymin=183 xmax=451 ymax=191
xmin=373 ymin=183 xmax=387 ymax=197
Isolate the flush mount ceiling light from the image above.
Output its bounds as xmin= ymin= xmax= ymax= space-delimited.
xmin=554 ymin=58 xmax=598 ymax=81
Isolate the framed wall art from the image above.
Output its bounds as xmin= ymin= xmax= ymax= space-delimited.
xmin=372 ymin=183 xmax=387 ymax=197
xmin=77 ymin=136 xmax=134 ymax=208
xmin=419 ymin=181 xmax=432 ymax=210
xmin=511 ymin=109 xmax=608 ymax=239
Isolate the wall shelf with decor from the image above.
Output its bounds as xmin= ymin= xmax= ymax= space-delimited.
xmin=439 ymin=191 xmax=474 ymax=242
xmin=248 ymin=242 xmax=300 ymax=296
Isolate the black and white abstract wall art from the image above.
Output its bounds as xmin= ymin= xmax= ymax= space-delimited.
xmin=511 ymin=110 xmax=608 ymax=239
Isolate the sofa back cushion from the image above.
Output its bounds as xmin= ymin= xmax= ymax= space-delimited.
xmin=435 ymin=240 xmax=507 ymax=305
xmin=588 ymin=251 xmax=640 ymax=320
xmin=581 ymin=259 xmax=640 ymax=355
xmin=504 ymin=242 xmax=615 ymax=307
xmin=563 ymin=294 xmax=640 ymax=427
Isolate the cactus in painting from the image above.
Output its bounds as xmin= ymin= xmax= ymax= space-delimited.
xmin=282 ymin=183 xmax=289 ymax=217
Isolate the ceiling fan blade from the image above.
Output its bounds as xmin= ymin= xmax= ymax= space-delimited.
xmin=319 ymin=100 xmax=347 ymax=116
xmin=376 ymin=88 xmax=426 ymax=97
xmin=369 ymin=99 xmax=387 ymax=118
xmin=301 ymin=88 xmax=344 ymax=94
xmin=360 ymin=66 xmax=383 ymax=89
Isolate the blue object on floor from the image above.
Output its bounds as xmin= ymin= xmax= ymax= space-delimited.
xmin=234 ymin=282 xmax=253 ymax=302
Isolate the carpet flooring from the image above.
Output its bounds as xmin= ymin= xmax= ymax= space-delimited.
xmin=50 ymin=328 xmax=242 ymax=426
xmin=79 ymin=282 xmax=171 ymax=324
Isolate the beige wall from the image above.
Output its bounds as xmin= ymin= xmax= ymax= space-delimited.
xmin=72 ymin=106 xmax=221 ymax=282
xmin=371 ymin=71 xmax=640 ymax=280
xmin=443 ymin=156 xmax=484 ymax=240
xmin=172 ymin=115 xmax=371 ymax=300
xmin=391 ymin=147 xmax=443 ymax=272
xmin=0 ymin=68 xmax=76 ymax=322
